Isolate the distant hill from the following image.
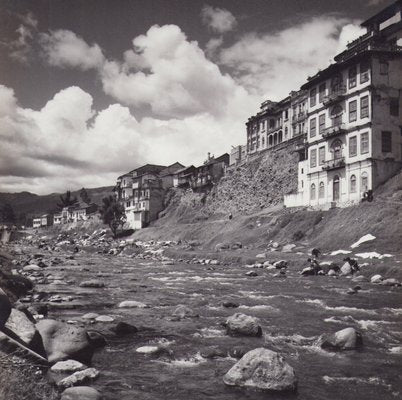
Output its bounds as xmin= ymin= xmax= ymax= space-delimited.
xmin=0 ymin=186 xmax=114 ymax=218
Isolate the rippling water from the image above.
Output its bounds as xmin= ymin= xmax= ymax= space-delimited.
xmin=38 ymin=252 xmax=402 ymax=400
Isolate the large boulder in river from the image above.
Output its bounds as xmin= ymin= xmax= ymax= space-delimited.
xmin=36 ymin=319 xmax=94 ymax=363
xmin=0 ymin=288 xmax=11 ymax=328
xmin=320 ymin=327 xmax=362 ymax=351
xmin=340 ymin=262 xmax=352 ymax=276
xmin=223 ymin=348 xmax=297 ymax=392
xmin=225 ymin=313 xmax=262 ymax=337
xmin=172 ymin=305 xmax=199 ymax=319
xmin=61 ymin=386 xmax=102 ymax=400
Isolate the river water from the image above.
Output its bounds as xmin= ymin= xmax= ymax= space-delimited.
xmin=35 ymin=250 xmax=401 ymax=400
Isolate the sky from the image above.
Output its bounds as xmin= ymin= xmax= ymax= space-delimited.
xmin=0 ymin=0 xmax=394 ymax=194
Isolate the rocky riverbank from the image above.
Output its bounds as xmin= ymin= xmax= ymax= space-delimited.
xmin=0 ymin=226 xmax=401 ymax=399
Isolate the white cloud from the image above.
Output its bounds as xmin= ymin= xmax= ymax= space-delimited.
xmin=201 ymin=5 xmax=237 ymax=34
xmin=219 ymin=17 xmax=365 ymax=100
xmin=205 ymin=36 xmax=224 ymax=57
xmin=40 ymin=30 xmax=105 ymax=70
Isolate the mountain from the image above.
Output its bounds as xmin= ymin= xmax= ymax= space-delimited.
xmin=0 ymin=186 xmax=114 ymax=218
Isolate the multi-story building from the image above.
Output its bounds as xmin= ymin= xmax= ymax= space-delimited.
xmin=33 ymin=214 xmax=53 ymax=228
xmin=190 ymin=153 xmax=229 ymax=191
xmin=229 ymin=145 xmax=247 ymax=166
xmin=284 ymin=0 xmax=402 ymax=208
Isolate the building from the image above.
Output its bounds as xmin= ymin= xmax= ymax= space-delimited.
xmin=229 ymin=145 xmax=247 ymax=166
xmin=53 ymin=213 xmax=63 ymax=225
xmin=284 ymin=1 xmax=402 ymax=208
xmin=54 ymin=204 xmax=98 ymax=224
xmin=159 ymin=162 xmax=185 ymax=188
xmin=33 ymin=214 xmax=53 ymax=228
xmin=173 ymin=165 xmax=197 ymax=188
xmin=190 ymin=153 xmax=229 ymax=191
xmin=32 ymin=217 xmax=42 ymax=228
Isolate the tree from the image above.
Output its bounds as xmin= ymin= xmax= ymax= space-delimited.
xmin=100 ymin=195 xmax=126 ymax=237
xmin=79 ymin=187 xmax=91 ymax=205
xmin=0 ymin=203 xmax=16 ymax=223
xmin=57 ymin=190 xmax=78 ymax=210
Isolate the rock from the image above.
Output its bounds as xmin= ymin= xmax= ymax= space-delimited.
xmin=57 ymin=367 xmax=99 ymax=389
xmin=340 ymin=262 xmax=352 ymax=276
xmin=172 ymin=305 xmax=199 ymax=319
xmin=110 ymin=322 xmax=138 ymax=336
xmin=162 ymin=260 xmax=174 ymax=265
xmin=118 ymin=300 xmax=147 ymax=308
xmin=36 ymin=319 xmax=94 ymax=363
xmin=225 ymin=313 xmax=262 ymax=337
xmin=245 ymin=271 xmax=258 ymax=277
xmin=0 ymin=288 xmax=12 ymax=328
xmin=274 ymin=260 xmax=287 ymax=269
xmin=200 ymin=347 xmax=226 ymax=359
xmin=87 ymin=331 xmax=107 ymax=348
xmin=95 ymin=315 xmax=114 ymax=322
xmin=370 ymin=274 xmax=383 ymax=284
xmin=346 ymin=288 xmax=357 ymax=295
xmin=231 ymin=242 xmax=242 ymax=250
xmin=320 ymin=327 xmax=363 ymax=351
xmin=61 ymin=386 xmax=102 ymax=400
xmin=23 ymin=264 xmax=41 ymax=272
xmin=135 ymin=345 xmax=160 ymax=354
xmin=222 ymin=301 xmax=239 ymax=308
xmin=301 ymin=267 xmax=314 ymax=276
xmin=223 ymin=348 xmax=297 ymax=392
xmin=228 ymin=346 xmax=249 ymax=359
xmin=271 ymin=242 xmax=279 ymax=248
xmin=327 ymin=269 xmax=337 ymax=276
xmin=0 ymin=308 xmax=40 ymax=347
xmin=256 ymin=253 xmax=266 ymax=259
xmin=79 ymin=280 xmax=105 ymax=288
xmin=51 ymin=360 xmax=87 ymax=373
xmin=215 ymin=243 xmax=230 ymax=252
xmin=381 ymin=278 xmax=401 ymax=286
xmin=281 ymin=244 xmax=296 ymax=253
xmin=352 ymin=275 xmax=368 ymax=282
xmin=82 ymin=313 xmax=99 ymax=320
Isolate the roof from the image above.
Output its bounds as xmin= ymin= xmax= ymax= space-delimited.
xmin=175 ymin=165 xmax=196 ymax=175
xmin=203 ymin=153 xmax=229 ymax=166
xmin=361 ymin=0 xmax=401 ymax=28
xmin=159 ymin=162 xmax=186 ymax=176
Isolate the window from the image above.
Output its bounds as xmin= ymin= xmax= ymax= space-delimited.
xmin=361 ymin=172 xmax=368 ymax=191
xmin=319 ymin=114 xmax=326 ymax=134
xmin=332 ymin=139 xmax=342 ymax=159
xmin=349 ymin=136 xmax=357 ymax=157
xmin=284 ymin=110 xmax=289 ymax=120
xmin=310 ymin=148 xmax=317 ymax=167
xmin=381 ymin=131 xmax=392 ymax=153
xmin=319 ymin=83 xmax=326 ymax=103
xmin=126 ymin=201 xmax=130 ymax=208
xmin=349 ymin=66 xmax=357 ymax=88
xmin=380 ymin=61 xmax=389 ymax=75
xmin=331 ymin=105 xmax=343 ymax=126
xmin=350 ymin=175 xmax=357 ymax=193
xmin=390 ymin=98 xmax=399 ymax=116
xmin=310 ymin=88 xmax=317 ymax=107
xmin=262 ymin=136 xmax=265 ymax=146
xmin=319 ymin=182 xmax=325 ymax=198
xmin=319 ymin=146 xmax=325 ymax=165
xmin=285 ymin=127 xmax=288 ymax=138
xmin=310 ymin=118 xmax=317 ymax=138
xmin=360 ymin=60 xmax=370 ymax=83
xmin=310 ymin=183 xmax=316 ymax=200
xmin=361 ymin=132 xmax=369 ymax=154
xmin=349 ymin=100 xmax=357 ymax=122
xmin=361 ymin=96 xmax=369 ymax=118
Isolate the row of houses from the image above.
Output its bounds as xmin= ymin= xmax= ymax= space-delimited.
xmin=114 ymin=153 xmax=229 ymax=229
xmin=242 ymin=0 xmax=402 ymax=209
xmin=32 ymin=203 xmax=98 ymax=228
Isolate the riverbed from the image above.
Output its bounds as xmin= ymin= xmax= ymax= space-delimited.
xmin=23 ymin=247 xmax=402 ymax=400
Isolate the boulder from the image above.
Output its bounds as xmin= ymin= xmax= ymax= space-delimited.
xmin=274 ymin=260 xmax=288 ymax=269
xmin=320 ymin=327 xmax=362 ymax=351
xmin=228 ymin=346 xmax=249 ymax=359
xmin=352 ymin=275 xmax=368 ymax=282
xmin=95 ymin=315 xmax=114 ymax=322
xmin=340 ymin=262 xmax=352 ymax=276
xmin=36 ymin=319 xmax=94 ymax=363
xmin=51 ymin=360 xmax=87 ymax=373
xmin=81 ymin=313 xmax=99 ymax=320
xmin=57 ymin=367 xmax=99 ymax=389
xmin=61 ymin=386 xmax=102 ymax=400
xmin=200 ymin=347 xmax=226 ymax=359
xmin=281 ymin=244 xmax=296 ymax=253
xmin=0 ymin=308 xmax=39 ymax=346
xmin=172 ymin=305 xmax=199 ymax=319
xmin=225 ymin=313 xmax=262 ymax=337
xmin=110 ymin=322 xmax=138 ymax=336
xmin=222 ymin=301 xmax=239 ymax=308
xmin=79 ymin=280 xmax=105 ymax=288
xmin=381 ymin=278 xmax=401 ymax=286
xmin=223 ymin=348 xmax=297 ymax=392
xmin=370 ymin=274 xmax=383 ymax=284
xmin=245 ymin=271 xmax=258 ymax=277
xmin=327 ymin=269 xmax=337 ymax=276
xmin=23 ymin=264 xmax=41 ymax=272
xmin=215 ymin=243 xmax=230 ymax=252
xmin=0 ymin=288 xmax=11 ymax=328
xmin=256 ymin=253 xmax=267 ymax=259
xmin=118 ymin=300 xmax=147 ymax=308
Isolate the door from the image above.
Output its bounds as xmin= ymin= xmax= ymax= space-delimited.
xmin=333 ymin=175 xmax=340 ymax=201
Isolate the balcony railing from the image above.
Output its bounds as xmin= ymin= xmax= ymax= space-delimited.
xmin=322 ymin=157 xmax=345 ymax=171
xmin=292 ymin=111 xmax=306 ymax=123
xmin=322 ymin=123 xmax=346 ymax=139
xmin=323 ymin=86 xmax=347 ymax=106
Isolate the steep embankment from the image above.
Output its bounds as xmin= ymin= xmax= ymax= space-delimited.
xmin=136 ymin=157 xmax=402 ymax=254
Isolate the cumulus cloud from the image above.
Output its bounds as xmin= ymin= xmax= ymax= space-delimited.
xmin=201 ymin=5 xmax=237 ymax=34
xmin=219 ymin=17 xmax=365 ymax=100
xmin=40 ymin=30 xmax=105 ymax=70
xmin=100 ymin=24 xmax=254 ymax=118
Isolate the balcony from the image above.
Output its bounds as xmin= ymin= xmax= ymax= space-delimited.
xmin=322 ymin=124 xmax=346 ymax=139
xmin=322 ymin=157 xmax=345 ymax=171
xmin=323 ymin=86 xmax=347 ymax=106
xmin=292 ymin=111 xmax=306 ymax=123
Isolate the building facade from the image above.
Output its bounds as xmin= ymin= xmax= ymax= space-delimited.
xmin=284 ymin=1 xmax=402 ymax=208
